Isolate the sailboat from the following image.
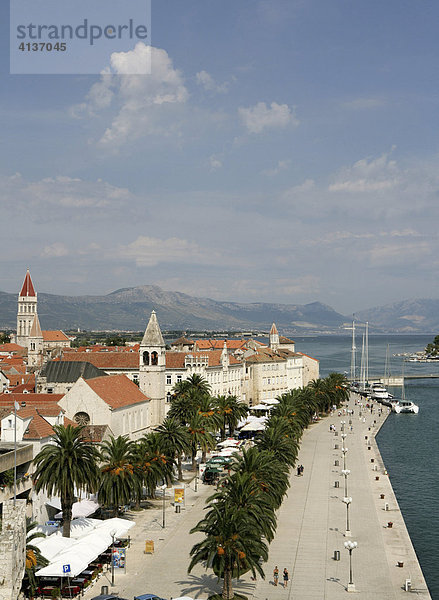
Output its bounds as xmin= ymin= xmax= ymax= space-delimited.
xmin=392 ymin=363 xmax=419 ymax=414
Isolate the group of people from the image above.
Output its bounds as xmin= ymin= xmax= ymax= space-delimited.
xmin=273 ymin=566 xmax=289 ymax=587
xmin=296 ymin=464 xmax=304 ymax=476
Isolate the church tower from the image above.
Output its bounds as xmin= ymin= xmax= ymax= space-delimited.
xmin=27 ymin=313 xmax=44 ymax=368
xmin=16 ymin=270 xmax=37 ymax=347
xmin=269 ymin=322 xmax=279 ymax=351
xmin=139 ymin=310 xmax=166 ymax=427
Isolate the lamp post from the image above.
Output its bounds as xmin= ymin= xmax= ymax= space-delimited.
xmin=162 ymin=483 xmax=167 ymax=529
xmin=340 ymin=420 xmax=346 ymax=433
xmin=343 ymin=496 xmax=352 ymax=537
xmin=341 ymin=469 xmax=350 ymax=497
xmin=344 ymin=540 xmax=358 ymax=592
xmin=341 ymin=446 xmax=348 ymax=470
xmin=110 ymin=528 xmax=116 ymax=586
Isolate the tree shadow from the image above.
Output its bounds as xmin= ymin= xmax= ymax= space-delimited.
xmin=175 ymin=573 xmax=256 ymax=598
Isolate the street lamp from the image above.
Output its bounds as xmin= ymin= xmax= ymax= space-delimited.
xmin=344 ymin=540 xmax=358 ymax=592
xmin=340 ymin=420 xmax=346 ymax=433
xmin=110 ymin=528 xmax=116 ymax=586
xmin=341 ymin=446 xmax=348 ymax=470
xmin=343 ymin=496 xmax=352 ymax=537
xmin=341 ymin=469 xmax=350 ymax=497
xmin=162 ymin=483 xmax=167 ymax=529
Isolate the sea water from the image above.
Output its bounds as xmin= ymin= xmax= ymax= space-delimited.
xmin=294 ymin=334 xmax=438 ymax=599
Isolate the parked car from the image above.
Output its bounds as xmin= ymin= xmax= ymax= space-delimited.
xmin=134 ymin=595 xmax=167 ymax=600
xmin=91 ymin=595 xmax=130 ymax=600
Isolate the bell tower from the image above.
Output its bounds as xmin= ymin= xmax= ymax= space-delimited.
xmin=16 ymin=270 xmax=37 ymax=347
xmin=139 ymin=310 xmax=166 ymax=427
xmin=269 ymin=322 xmax=279 ymax=351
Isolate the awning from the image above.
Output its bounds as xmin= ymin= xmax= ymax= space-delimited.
xmin=55 ymin=499 xmax=99 ymax=520
xmin=36 ymin=554 xmax=89 ymax=578
xmin=241 ymin=421 xmax=266 ymax=431
xmin=217 ymin=439 xmax=240 ymax=447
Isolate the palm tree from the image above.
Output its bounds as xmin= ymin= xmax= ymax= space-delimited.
xmin=189 ymin=503 xmax=268 ymax=600
xmin=139 ymin=431 xmax=175 ymax=488
xmin=187 ymin=413 xmax=216 ymax=470
xmin=98 ymin=435 xmax=135 ymax=515
xmin=33 ymin=424 xmax=100 ymax=538
xmin=23 ymin=519 xmax=49 ymax=599
xmin=131 ymin=437 xmax=168 ymax=504
xmin=155 ymin=417 xmax=191 ymax=481
xmin=213 ymin=395 xmax=248 ymax=441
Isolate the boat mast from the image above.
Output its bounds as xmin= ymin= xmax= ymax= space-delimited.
xmin=360 ymin=333 xmax=365 ymax=389
xmin=350 ymin=317 xmax=356 ymax=381
xmin=365 ymin=322 xmax=369 ymax=384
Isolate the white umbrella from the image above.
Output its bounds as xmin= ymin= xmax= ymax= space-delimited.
xmin=36 ymin=554 xmax=89 ymax=578
xmin=55 ymin=499 xmax=99 ymax=520
xmin=94 ymin=517 xmax=135 ymax=539
xmin=241 ymin=421 xmax=266 ymax=431
xmin=261 ymin=398 xmax=279 ymax=405
xmin=53 ymin=517 xmax=102 ymax=540
xmin=217 ymin=439 xmax=240 ymax=447
xmin=250 ymin=404 xmax=269 ymax=411
xmin=33 ymin=536 xmax=76 ymax=562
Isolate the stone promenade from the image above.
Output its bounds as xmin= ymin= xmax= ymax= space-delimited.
xmin=83 ymin=394 xmax=431 ymax=599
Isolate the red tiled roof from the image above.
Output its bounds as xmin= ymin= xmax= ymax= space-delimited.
xmin=19 ymin=270 xmax=36 ymax=297
xmin=0 ymin=343 xmax=26 ymax=354
xmin=279 ymin=336 xmax=295 ymax=344
xmin=84 ymin=374 xmax=149 ymax=409
xmin=195 ymin=339 xmax=248 ymax=351
xmin=62 ymin=352 xmax=138 ymax=369
xmin=166 ymin=350 xmax=241 ymax=369
xmin=42 ymin=330 xmax=70 ymax=342
xmin=0 ymin=393 xmax=63 ymax=406
xmin=3 ymin=373 xmax=35 ymax=389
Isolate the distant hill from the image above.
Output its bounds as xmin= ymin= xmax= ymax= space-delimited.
xmin=1 ymin=286 xmax=437 ymax=333
xmin=0 ymin=285 xmax=347 ymax=333
xmin=356 ymin=299 xmax=439 ymax=333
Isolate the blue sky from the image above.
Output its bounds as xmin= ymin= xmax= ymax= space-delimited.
xmin=1 ymin=0 xmax=439 ymax=315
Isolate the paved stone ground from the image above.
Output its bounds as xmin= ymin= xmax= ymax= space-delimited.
xmin=82 ymin=395 xmax=431 ymax=600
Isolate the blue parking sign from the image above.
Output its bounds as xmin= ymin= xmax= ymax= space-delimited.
xmin=63 ymin=565 xmax=71 ymax=574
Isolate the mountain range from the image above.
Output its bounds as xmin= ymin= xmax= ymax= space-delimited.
xmin=0 ymin=285 xmax=438 ymax=334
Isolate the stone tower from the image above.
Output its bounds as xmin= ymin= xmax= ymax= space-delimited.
xmin=16 ymin=270 xmax=37 ymax=347
xmin=27 ymin=313 xmax=44 ymax=368
xmin=139 ymin=310 xmax=166 ymax=427
xmin=269 ymin=322 xmax=279 ymax=351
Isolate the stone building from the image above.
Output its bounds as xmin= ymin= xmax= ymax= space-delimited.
xmin=0 ymin=500 xmax=27 ymax=600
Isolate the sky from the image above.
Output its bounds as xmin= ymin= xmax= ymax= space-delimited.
xmin=1 ymin=0 xmax=439 ymax=315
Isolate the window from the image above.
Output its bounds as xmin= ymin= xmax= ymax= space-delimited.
xmin=166 ymin=375 xmax=172 ymax=385
xmin=166 ymin=392 xmax=172 ymax=403
xmin=151 ymin=351 xmax=158 ymax=365
xmin=74 ymin=412 xmax=90 ymax=426
xmin=143 ymin=351 xmax=150 ymax=366
xmin=177 ymin=375 xmax=182 ymax=383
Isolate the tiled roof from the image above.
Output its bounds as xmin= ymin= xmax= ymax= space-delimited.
xmin=84 ymin=374 xmax=149 ymax=409
xmin=279 ymin=336 xmax=295 ymax=344
xmin=3 ymin=373 xmax=35 ymax=389
xmin=19 ymin=270 xmax=36 ymax=297
xmin=0 ymin=393 xmax=63 ymax=406
xmin=0 ymin=343 xmax=26 ymax=354
xmin=195 ymin=339 xmax=248 ymax=351
xmin=296 ymin=352 xmax=319 ymax=362
xmin=0 ymin=404 xmax=74 ymax=440
xmin=62 ymin=352 xmax=138 ymax=369
xmin=171 ymin=336 xmax=194 ymax=346
xmin=166 ymin=350 xmax=241 ymax=369
xmin=42 ymin=330 xmax=70 ymax=342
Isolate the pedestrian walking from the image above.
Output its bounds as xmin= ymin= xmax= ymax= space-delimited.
xmin=273 ymin=566 xmax=279 ymax=586
xmin=299 ymin=464 xmax=304 ymax=475
xmin=297 ymin=465 xmax=301 ymax=476
xmin=283 ymin=568 xmax=289 ymax=588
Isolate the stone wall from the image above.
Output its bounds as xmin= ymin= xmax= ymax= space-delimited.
xmin=0 ymin=500 xmax=27 ymax=600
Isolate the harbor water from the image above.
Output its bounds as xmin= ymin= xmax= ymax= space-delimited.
xmin=295 ymin=333 xmax=439 ymax=599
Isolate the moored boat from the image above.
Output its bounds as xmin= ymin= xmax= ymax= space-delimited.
xmin=392 ymin=399 xmax=419 ymax=414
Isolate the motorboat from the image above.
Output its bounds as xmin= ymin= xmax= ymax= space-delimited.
xmin=392 ymin=400 xmax=419 ymax=414
xmin=370 ymin=382 xmax=392 ymax=401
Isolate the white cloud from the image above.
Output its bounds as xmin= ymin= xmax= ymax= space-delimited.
xmin=328 ymin=150 xmax=398 ymax=193
xmin=71 ymin=44 xmax=189 ymax=147
xmin=41 ymin=243 xmax=69 ymax=258
xmin=238 ymin=101 xmax=297 ymax=134
xmin=261 ymin=159 xmax=291 ymax=176
xmin=119 ymin=235 xmax=219 ymax=267
xmin=196 ymin=70 xmax=229 ymax=94
xmin=0 ymin=173 xmax=132 ymax=211
xmin=209 ymin=155 xmax=223 ymax=170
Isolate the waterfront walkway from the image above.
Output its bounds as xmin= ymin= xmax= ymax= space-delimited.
xmin=83 ymin=394 xmax=431 ymax=599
